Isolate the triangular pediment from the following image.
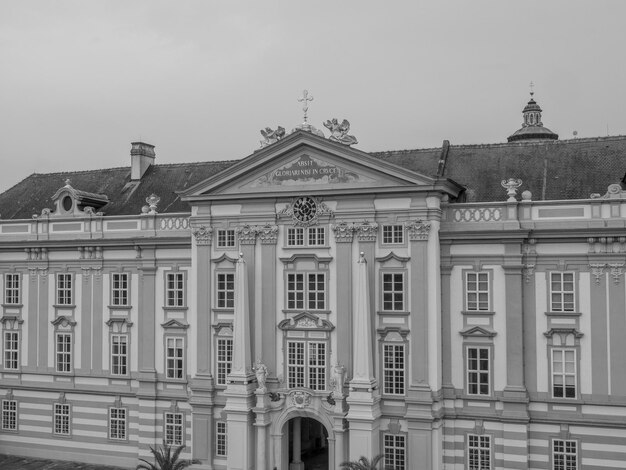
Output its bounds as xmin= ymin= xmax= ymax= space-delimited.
xmin=181 ymin=131 xmax=454 ymax=201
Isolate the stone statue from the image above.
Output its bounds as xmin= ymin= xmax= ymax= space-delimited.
xmin=333 ymin=363 xmax=345 ymax=395
xmin=254 ymin=360 xmax=268 ymax=391
xmin=323 ymin=118 xmax=358 ymax=145
xmin=260 ymin=126 xmax=286 ymax=148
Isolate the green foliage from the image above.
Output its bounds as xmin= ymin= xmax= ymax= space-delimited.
xmin=136 ymin=445 xmax=199 ymax=470
xmin=339 ymin=454 xmax=389 ymax=470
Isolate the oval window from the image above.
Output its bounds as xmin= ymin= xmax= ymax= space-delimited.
xmin=62 ymin=195 xmax=73 ymax=211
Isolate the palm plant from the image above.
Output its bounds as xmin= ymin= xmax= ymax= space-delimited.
xmin=136 ymin=445 xmax=199 ymax=470
xmin=339 ymin=454 xmax=389 ymax=470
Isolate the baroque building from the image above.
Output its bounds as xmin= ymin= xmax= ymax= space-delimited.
xmin=1 ymin=94 xmax=626 ymax=470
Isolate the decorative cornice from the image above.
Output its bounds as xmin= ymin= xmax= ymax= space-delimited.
xmin=236 ymin=224 xmax=257 ymax=245
xmin=375 ymin=252 xmax=410 ymax=265
xmin=0 ymin=315 xmax=24 ymax=328
xmin=354 ymin=221 xmax=378 ymax=242
xmin=161 ymin=319 xmax=189 ymax=330
xmin=51 ymin=315 xmax=76 ymax=328
xmin=406 ymin=220 xmax=431 ymax=241
xmin=192 ymin=225 xmax=213 ymax=245
xmin=278 ymin=312 xmax=335 ymax=332
xmin=544 ymin=328 xmax=584 ymax=339
xmin=257 ymin=224 xmax=279 ymax=245
xmin=212 ymin=322 xmax=234 ymax=334
xmin=459 ymin=326 xmax=497 ymax=338
xmin=331 ymin=221 xmax=355 ymax=243
xmin=376 ymin=326 xmax=410 ymax=340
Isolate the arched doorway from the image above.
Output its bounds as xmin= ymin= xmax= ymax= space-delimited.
xmin=285 ymin=417 xmax=329 ymax=470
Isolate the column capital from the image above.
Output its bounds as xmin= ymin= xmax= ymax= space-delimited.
xmin=355 ymin=221 xmax=378 ymax=242
xmin=257 ymin=224 xmax=279 ymax=245
xmin=237 ymin=224 xmax=258 ymax=245
xmin=331 ymin=221 xmax=355 ymax=243
xmin=192 ymin=225 xmax=213 ymax=245
xmin=406 ymin=219 xmax=431 ymax=241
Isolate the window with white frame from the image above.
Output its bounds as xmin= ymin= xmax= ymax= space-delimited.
xmin=216 ymin=421 xmax=227 ymax=457
xmin=216 ymin=229 xmax=236 ymax=248
xmin=56 ymin=333 xmax=72 ymax=373
xmin=4 ymin=274 xmax=20 ymax=305
xmin=166 ymin=337 xmax=184 ymax=379
xmin=216 ymin=273 xmax=235 ymax=309
xmin=286 ymin=273 xmax=326 ymax=310
xmin=287 ymin=340 xmax=327 ymax=390
xmin=111 ymin=334 xmax=128 ymax=376
xmin=166 ymin=272 xmax=185 ymax=307
xmin=1 ymin=400 xmax=17 ymax=431
xmin=111 ymin=273 xmax=129 ymax=306
xmin=383 ymin=434 xmax=406 ymax=470
xmin=286 ymin=227 xmax=326 ymax=247
xmin=216 ymin=338 xmax=233 ymax=385
xmin=552 ymin=348 xmax=576 ymax=399
xmin=382 ymin=272 xmax=405 ymax=311
xmin=466 ymin=272 xmax=490 ymax=311
xmin=382 ymin=224 xmax=404 ymax=245
xmin=56 ymin=273 xmax=73 ymax=305
xmin=553 ymin=439 xmax=577 ymax=470
xmin=468 ymin=434 xmax=491 ymax=470
xmin=383 ymin=343 xmax=405 ymax=395
xmin=164 ymin=412 xmax=183 ymax=446
xmin=54 ymin=403 xmax=70 ymax=435
xmin=3 ymin=331 xmax=19 ymax=370
xmin=466 ymin=346 xmax=490 ymax=395
xmin=109 ymin=407 xmax=127 ymax=440
xmin=550 ymin=272 xmax=575 ymax=312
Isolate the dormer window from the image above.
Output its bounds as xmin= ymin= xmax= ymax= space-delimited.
xmin=46 ymin=180 xmax=109 ymax=217
xmin=62 ymin=195 xmax=73 ymax=212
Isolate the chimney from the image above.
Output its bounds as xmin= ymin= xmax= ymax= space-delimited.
xmin=130 ymin=142 xmax=155 ymax=180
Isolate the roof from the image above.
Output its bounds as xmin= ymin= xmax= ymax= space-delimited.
xmin=1 ymin=135 xmax=625 ymax=219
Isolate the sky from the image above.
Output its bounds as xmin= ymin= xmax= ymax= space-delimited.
xmin=1 ymin=1 xmax=625 ymax=192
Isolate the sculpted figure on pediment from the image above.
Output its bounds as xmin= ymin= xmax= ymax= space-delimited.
xmin=260 ymin=126 xmax=286 ymax=148
xmin=324 ymin=118 xmax=358 ymax=146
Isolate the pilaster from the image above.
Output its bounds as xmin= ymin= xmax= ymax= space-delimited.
xmin=332 ymin=221 xmax=354 ymax=378
xmin=137 ymin=249 xmax=158 ymax=394
xmin=258 ymin=224 xmax=278 ymax=374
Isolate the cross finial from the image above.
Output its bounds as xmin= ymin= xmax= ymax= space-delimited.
xmin=298 ymin=90 xmax=314 ymax=124
xmin=529 ymin=81 xmax=535 ymax=97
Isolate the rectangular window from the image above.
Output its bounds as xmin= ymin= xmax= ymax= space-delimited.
xmin=111 ymin=273 xmax=129 ymax=306
xmin=216 ymin=338 xmax=233 ymax=385
xmin=553 ymin=439 xmax=577 ymax=470
xmin=467 ymin=347 xmax=490 ymax=395
xmin=217 ymin=229 xmax=236 ymax=248
xmin=216 ymin=421 xmax=227 ymax=457
xmin=1 ymin=400 xmax=17 ymax=431
xmin=550 ymin=273 xmax=575 ymax=312
xmin=466 ymin=272 xmax=489 ymax=311
xmin=382 ymin=273 xmax=404 ymax=311
xmin=217 ymin=273 xmax=235 ymax=308
xmin=111 ymin=334 xmax=128 ymax=376
xmin=56 ymin=333 xmax=72 ymax=373
xmin=468 ymin=434 xmax=491 ymax=470
xmin=287 ymin=341 xmax=326 ymax=390
xmin=54 ymin=403 xmax=70 ymax=435
xmin=166 ymin=337 xmax=184 ymax=379
xmin=109 ymin=407 xmax=127 ymax=440
xmin=307 ymin=273 xmax=326 ymax=310
xmin=287 ymin=273 xmax=305 ymax=310
xmin=384 ymin=434 xmax=406 ymax=470
xmin=383 ymin=344 xmax=405 ymax=395
xmin=56 ymin=273 xmax=72 ymax=305
xmin=287 ymin=228 xmax=304 ymax=246
xmin=552 ymin=348 xmax=576 ymax=399
xmin=4 ymin=274 xmax=20 ymax=305
xmin=308 ymin=227 xmax=325 ymax=246
xmin=166 ymin=272 xmax=185 ymax=307
xmin=164 ymin=412 xmax=183 ymax=446
xmin=382 ymin=225 xmax=404 ymax=245
xmin=3 ymin=332 xmax=19 ymax=371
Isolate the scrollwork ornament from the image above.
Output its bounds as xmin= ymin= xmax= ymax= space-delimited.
xmin=192 ymin=225 xmax=213 ymax=246
xmin=406 ymin=220 xmax=431 ymax=241
xmin=609 ymin=263 xmax=624 ymax=285
xmin=589 ymin=263 xmax=606 ymax=285
xmin=289 ymin=390 xmax=312 ymax=409
xmin=523 ymin=264 xmax=535 ymax=283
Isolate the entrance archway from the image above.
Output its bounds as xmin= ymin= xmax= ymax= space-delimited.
xmin=285 ymin=417 xmax=329 ymax=470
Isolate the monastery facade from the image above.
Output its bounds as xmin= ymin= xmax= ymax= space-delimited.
xmin=1 ymin=95 xmax=626 ymax=469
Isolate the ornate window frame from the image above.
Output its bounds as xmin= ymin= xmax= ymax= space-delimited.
xmin=462 ymin=268 xmax=493 ymax=313
xmin=213 ymin=323 xmax=233 ymax=387
xmin=164 ymin=270 xmax=186 ymax=309
xmin=108 ymin=397 xmax=128 ymax=441
xmin=377 ymin=327 xmax=409 ymax=397
xmin=163 ymin=402 xmax=185 ymax=446
xmin=544 ymin=328 xmax=582 ymax=401
xmin=1 ymin=316 xmax=23 ymax=372
xmin=51 ymin=316 xmax=76 ymax=374
xmin=162 ymin=320 xmax=189 ymax=382
xmin=3 ymin=273 xmax=22 ymax=306
xmin=281 ymin=254 xmax=331 ymax=314
xmin=1 ymin=391 xmax=18 ymax=433
xmin=377 ymin=252 xmax=410 ymax=315
xmin=106 ymin=318 xmax=133 ymax=377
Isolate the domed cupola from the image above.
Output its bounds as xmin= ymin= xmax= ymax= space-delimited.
xmin=507 ymin=85 xmax=559 ymax=142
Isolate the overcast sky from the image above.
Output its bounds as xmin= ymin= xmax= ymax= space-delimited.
xmin=1 ymin=1 xmax=625 ymax=191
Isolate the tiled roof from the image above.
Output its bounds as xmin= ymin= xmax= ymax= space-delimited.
xmin=1 ymin=135 xmax=625 ymax=219
xmin=371 ymin=135 xmax=626 ymax=202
